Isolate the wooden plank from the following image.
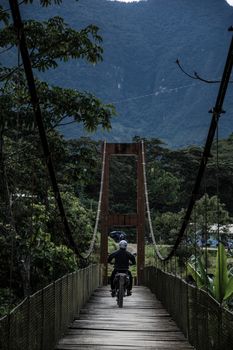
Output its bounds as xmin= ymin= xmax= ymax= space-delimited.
xmin=57 ymin=340 xmax=194 ymax=349
xmin=55 ymin=286 xmax=194 ymax=350
xmin=107 ymin=214 xmax=138 ymax=227
xmin=65 ymin=330 xmax=186 ymax=340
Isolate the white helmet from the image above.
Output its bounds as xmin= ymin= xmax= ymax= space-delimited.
xmin=119 ymin=240 xmax=127 ymax=249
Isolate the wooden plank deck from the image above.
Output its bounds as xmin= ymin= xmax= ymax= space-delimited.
xmin=56 ymin=286 xmax=194 ymax=350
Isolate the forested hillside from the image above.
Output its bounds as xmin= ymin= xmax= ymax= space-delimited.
xmin=17 ymin=0 xmax=233 ymax=147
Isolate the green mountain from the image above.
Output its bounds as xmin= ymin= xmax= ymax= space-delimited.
xmin=22 ymin=0 xmax=233 ymax=147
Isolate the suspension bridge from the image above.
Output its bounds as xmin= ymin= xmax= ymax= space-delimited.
xmin=1 ymin=1 xmax=233 ymax=350
xmin=1 ymin=137 xmax=233 ymax=350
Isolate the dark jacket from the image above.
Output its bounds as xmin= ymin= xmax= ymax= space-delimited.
xmin=108 ymin=249 xmax=136 ymax=270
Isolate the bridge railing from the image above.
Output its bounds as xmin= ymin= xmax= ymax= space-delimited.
xmin=0 ymin=264 xmax=103 ymax=350
xmin=144 ymin=266 xmax=233 ymax=350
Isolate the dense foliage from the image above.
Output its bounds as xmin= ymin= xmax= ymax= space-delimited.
xmin=188 ymin=243 xmax=233 ymax=304
xmin=0 ymin=0 xmax=114 ymax=314
xmin=1 ymin=0 xmax=233 ymax=317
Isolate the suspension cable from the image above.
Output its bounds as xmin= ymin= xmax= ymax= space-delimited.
xmin=8 ymin=28 xmax=21 ymax=311
xmin=215 ymin=121 xmax=223 ymax=350
xmin=79 ymin=141 xmax=106 ymax=259
xmin=216 ymin=123 xmax=221 ymax=249
xmin=141 ymin=140 xmax=164 ymax=260
xmin=142 ymin=29 xmax=233 ymax=261
xmin=9 ymin=0 xmax=85 ymax=259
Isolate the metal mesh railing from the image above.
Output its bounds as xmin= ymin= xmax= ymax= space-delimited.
xmin=0 ymin=264 xmax=103 ymax=350
xmin=144 ymin=266 xmax=233 ymax=350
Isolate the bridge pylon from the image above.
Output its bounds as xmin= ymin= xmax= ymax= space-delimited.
xmin=100 ymin=142 xmax=145 ymax=285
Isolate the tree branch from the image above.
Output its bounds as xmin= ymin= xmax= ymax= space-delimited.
xmin=176 ymin=59 xmax=233 ymax=84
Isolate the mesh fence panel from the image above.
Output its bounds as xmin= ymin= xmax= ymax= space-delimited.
xmin=42 ymin=283 xmax=56 ymax=350
xmin=205 ymin=291 xmax=220 ymax=350
xmin=74 ymin=271 xmax=79 ymax=316
xmin=71 ymin=273 xmax=75 ymax=320
xmin=28 ymin=290 xmax=43 ymax=350
xmin=74 ymin=272 xmax=79 ymax=314
xmin=67 ymin=273 xmax=73 ymax=324
xmin=221 ymin=306 xmax=233 ymax=349
xmin=0 ymin=264 xmax=102 ymax=350
xmin=0 ymin=315 xmax=9 ymax=350
xmin=144 ymin=266 xmax=233 ymax=350
xmin=83 ymin=267 xmax=88 ymax=305
xmin=178 ymin=277 xmax=188 ymax=337
xmin=83 ymin=268 xmax=87 ymax=304
xmin=187 ymin=283 xmax=198 ymax=346
xmin=91 ymin=266 xmax=96 ymax=291
xmin=88 ymin=266 xmax=91 ymax=298
xmin=61 ymin=275 xmax=68 ymax=334
xmin=54 ymin=278 xmax=62 ymax=343
xmin=78 ymin=269 xmax=84 ymax=314
xmin=94 ymin=264 xmax=99 ymax=289
xmin=9 ymin=299 xmax=30 ymax=350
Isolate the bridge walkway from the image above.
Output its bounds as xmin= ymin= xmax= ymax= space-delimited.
xmin=56 ymin=285 xmax=194 ymax=350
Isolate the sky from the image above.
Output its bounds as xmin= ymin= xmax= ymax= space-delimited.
xmin=111 ymin=0 xmax=233 ymax=5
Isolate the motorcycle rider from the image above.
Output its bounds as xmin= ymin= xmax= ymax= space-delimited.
xmin=108 ymin=240 xmax=136 ymax=297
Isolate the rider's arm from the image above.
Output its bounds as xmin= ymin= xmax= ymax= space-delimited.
xmin=108 ymin=251 xmax=115 ymax=264
xmin=128 ymin=252 xmax=136 ymax=265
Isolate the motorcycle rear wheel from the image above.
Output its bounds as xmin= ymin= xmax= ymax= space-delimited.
xmin=117 ymin=281 xmax=124 ymax=308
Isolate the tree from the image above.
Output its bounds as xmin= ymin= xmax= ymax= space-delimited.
xmin=153 ymin=211 xmax=182 ymax=244
xmin=0 ymin=0 xmax=115 ymax=301
xmin=0 ymin=199 xmax=78 ymax=297
xmin=60 ymin=137 xmax=102 ymax=201
xmin=147 ymin=163 xmax=181 ymax=212
xmin=206 ymin=133 xmax=233 ymax=215
xmin=192 ymin=194 xmax=231 ymax=237
xmin=109 ymin=155 xmax=137 ymax=214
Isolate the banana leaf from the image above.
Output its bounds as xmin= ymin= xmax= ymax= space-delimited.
xmin=213 ymin=243 xmax=228 ymax=302
xmin=187 ymin=257 xmax=213 ymax=294
xmin=224 ymin=276 xmax=233 ymax=301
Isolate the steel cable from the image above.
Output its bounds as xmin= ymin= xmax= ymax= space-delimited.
xmin=141 ymin=140 xmax=165 ymax=260
xmin=79 ymin=141 xmax=106 ymax=259
xmin=142 ymin=31 xmax=233 ymax=262
xmin=9 ymin=0 xmax=94 ymax=260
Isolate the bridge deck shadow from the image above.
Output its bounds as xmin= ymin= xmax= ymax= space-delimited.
xmin=55 ymin=285 xmax=194 ymax=349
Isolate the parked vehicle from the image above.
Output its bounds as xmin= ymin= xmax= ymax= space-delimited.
xmin=207 ymin=238 xmax=218 ymax=247
xmin=109 ymin=231 xmax=127 ymax=242
xmin=227 ymin=240 xmax=233 ymax=249
xmin=196 ymin=238 xmax=206 ymax=247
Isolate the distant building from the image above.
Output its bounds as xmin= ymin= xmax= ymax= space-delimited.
xmin=208 ymin=224 xmax=233 ymax=235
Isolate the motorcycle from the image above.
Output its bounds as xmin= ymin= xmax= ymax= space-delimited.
xmin=113 ymin=272 xmax=130 ymax=308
